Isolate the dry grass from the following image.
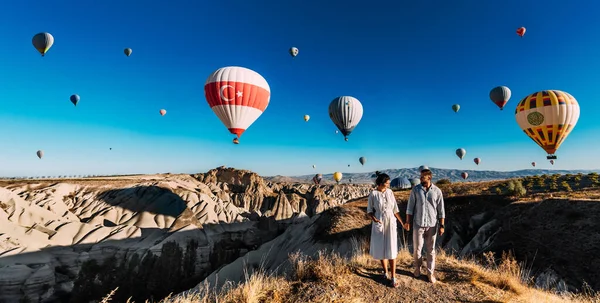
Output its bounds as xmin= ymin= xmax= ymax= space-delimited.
xmin=101 ymin=237 xmax=600 ymax=303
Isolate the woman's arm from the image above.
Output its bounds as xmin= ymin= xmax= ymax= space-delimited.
xmin=367 ymin=192 xmax=381 ymax=223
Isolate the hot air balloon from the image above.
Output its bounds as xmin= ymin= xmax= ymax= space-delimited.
xmin=160 ymin=109 xmax=167 ymax=116
xmin=490 ymin=86 xmax=511 ymax=110
xmin=32 ymin=33 xmax=54 ymax=56
xmin=515 ymin=90 xmax=580 ymax=160
xmin=205 ymin=66 xmax=270 ymax=143
xmin=452 ymin=104 xmax=460 ymax=113
xmin=516 ymin=27 xmax=526 ymax=38
xmin=124 ymin=48 xmax=132 ymax=56
xmin=349 ymin=178 xmax=353 ymax=183
xmin=550 ymin=160 xmax=555 ymax=165
xmin=36 ymin=150 xmax=43 ymax=159
xmin=333 ymin=172 xmax=342 ymax=184
xmin=410 ymin=178 xmax=420 ymax=187
xmin=461 ymin=172 xmax=469 ymax=180
xmin=371 ymin=171 xmax=381 ymax=185
xmin=312 ymin=164 xmax=316 ymax=169
xmin=70 ymin=94 xmax=80 ymax=106
xmin=348 ymin=164 xmax=351 ymax=167
xmin=391 ymin=177 xmax=411 ymax=190
xmin=456 ymin=148 xmax=466 ymax=160
xmin=313 ymin=174 xmax=322 ymax=185
xmin=289 ymin=47 xmax=299 ymax=57
xmin=531 ymin=162 xmax=536 ymax=167
xmin=304 ymin=115 xmax=310 ymax=122
xmin=418 ymin=165 xmax=429 ymax=172
xmin=329 ymin=96 xmax=363 ymax=141
xmin=474 ymin=158 xmax=481 ymax=165
xmin=359 ymin=157 xmax=366 ymax=166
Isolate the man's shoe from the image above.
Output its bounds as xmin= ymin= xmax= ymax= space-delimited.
xmin=428 ymin=274 xmax=437 ymax=284
xmin=413 ymin=268 xmax=421 ymax=278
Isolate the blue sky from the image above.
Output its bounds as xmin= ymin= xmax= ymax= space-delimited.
xmin=1 ymin=0 xmax=599 ymax=177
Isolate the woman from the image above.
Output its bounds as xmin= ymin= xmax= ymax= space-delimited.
xmin=367 ymin=172 xmax=406 ymax=288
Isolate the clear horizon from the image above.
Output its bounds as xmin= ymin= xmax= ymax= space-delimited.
xmin=1 ymin=0 xmax=599 ymax=177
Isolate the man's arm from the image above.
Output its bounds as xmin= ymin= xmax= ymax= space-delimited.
xmin=437 ymin=190 xmax=445 ymax=231
xmin=406 ymin=188 xmax=416 ymax=225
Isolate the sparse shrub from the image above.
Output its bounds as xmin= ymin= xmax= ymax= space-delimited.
xmin=506 ymin=180 xmax=526 ymax=197
xmin=436 ymin=178 xmax=451 ymax=185
xmin=495 ymin=187 xmax=503 ymax=195
xmin=535 ymin=177 xmax=545 ymax=188
xmin=574 ymin=175 xmax=582 ymax=183
xmin=560 ymin=181 xmax=572 ymax=192
xmin=549 ymin=182 xmax=558 ymax=191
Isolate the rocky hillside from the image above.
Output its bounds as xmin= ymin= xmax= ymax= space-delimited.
xmin=180 ymin=174 xmax=600 ymax=300
xmin=0 ymin=167 xmax=372 ymax=303
xmin=269 ymin=167 xmax=600 ymax=183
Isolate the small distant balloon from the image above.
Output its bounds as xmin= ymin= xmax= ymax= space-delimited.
xmin=36 ymin=150 xmax=44 ymax=159
xmin=124 ymin=48 xmax=132 ymax=56
xmin=456 ymin=148 xmax=466 ymax=160
xmin=333 ymin=172 xmax=342 ymax=183
xmin=452 ymin=104 xmax=460 ymax=113
xmin=461 ymin=172 xmax=469 ymax=180
xmin=32 ymin=32 xmax=54 ymax=57
xmin=531 ymin=162 xmax=536 ymax=167
xmin=304 ymin=115 xmax=310 ymax=122
xmin=516 ymin=27 xmax=526 ymax=38
xmin=359 ymin=157 xmax=366 ymax=166
xmin=160 ymin=109 xmax=167 ymax=116
xmin=490 ymin=86 xmax=511 ymax=110
xmin=70 ymin=94 xmax=80 ymax=106
xmin=289 ymin=47 xmax=299 ymax=57
xmin=550 ymin=160 xmax=555 ymax=165
xmin=312 ymin=164 xmax=316 ymax=169
xmin=474 ymin=158 xmax=481 ymax=165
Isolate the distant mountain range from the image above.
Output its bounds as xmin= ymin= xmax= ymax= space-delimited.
xmin=265 ymin=167 xmax=600 ymax=184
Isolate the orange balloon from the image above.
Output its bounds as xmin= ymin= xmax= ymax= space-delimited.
xmin=516 ymin=27 xmax=526 ymax=37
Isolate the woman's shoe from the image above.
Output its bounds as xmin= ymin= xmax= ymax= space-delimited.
xmin=392 ymin=277 xmax=400 ymax=288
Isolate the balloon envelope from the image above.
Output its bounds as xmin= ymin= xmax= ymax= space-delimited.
xmin=456 ymin=148 xmax=466 ymax=160
xmin=461 ymin=172 xmax=468 ymax=180
xmin=205 ymin=66 xmax=270 ymax=141
xmin=328 ymin=96 xmax=363 ymax=141
xmin=474 ymin=158 xmax=481 ymax=165
xmin=359 ymin=157 xmax=366 ymax=165
xmin=70 ymin=94 xmax=80 ymax=106
xmin=36 ymin=150 xmax=44 ymax=159
xmin=304 ymin=115 xmax=310 ymax=122
xmin=516 ymin=27 xmax=526 ymax=37
xmin=289 ymin=47 xmax=299 ymax=57
xmin=333 ymin=172 xmax=342 ymax=182
xmin=490 ymin=86 xmax=511 ymax=110
xmin=410 ymin=178 xmax=420 ymax=187
xmin=452 ymin=104 xmax=460 ymax=113
xmin=32 ymin=33 xmax=54 ymax=56
xmin=124 ymin=48 xmax=132 ymax=56
xmin=160 ymin=109 xmax=167 ymax=116
xmin=515 ymin=90 xmax=580 ymax=159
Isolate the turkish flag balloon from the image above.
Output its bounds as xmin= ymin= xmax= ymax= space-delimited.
xmin=204 ymin=66 xmax=270 ymax=139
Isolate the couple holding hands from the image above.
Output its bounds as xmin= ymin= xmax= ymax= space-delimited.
xmin=367 ymin=169 xmax=446 ymax=288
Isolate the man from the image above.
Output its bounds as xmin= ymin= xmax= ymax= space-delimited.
xmin=404 ymin=169 xmax=445 ymax=284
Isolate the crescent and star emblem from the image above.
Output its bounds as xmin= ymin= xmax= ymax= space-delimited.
xmin=219 ymin=85 xmax=243 ymax=102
